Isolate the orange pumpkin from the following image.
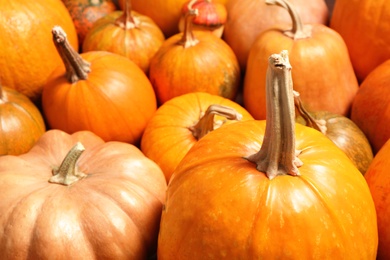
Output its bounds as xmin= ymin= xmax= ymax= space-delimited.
xmin=350 ymin=59 xmax=390 ymax=154
xmin=82 ymin=0 xmax=165 ymax=74
xmin=62 ymin=0 xmax=117 ymax=49
xmin=243 ymin=0 xmax=358 ymax=119
xmin=0 ymin=0 xmax=78 ymax=103
xmin=149 ymin=8 xmax=240 ymax=105
xmin=0 ymin=85 xmax=46 ymax=155
xmin=157 ymin=51 xmax=378 ymax=259
xmin=42 ymin=26 xmax=157 ymax=144
xmin=330 ymin=0 xmax=390 ymax=82
xmin=365 ymin=139 xmax=390 ymax=260
xmin=141 ymin=92 xmax=254 ymax=182
xmin=223 ymin=0 xmax=329 ymax=70
xmin=0 ymin=129 xmax=166 ymax=258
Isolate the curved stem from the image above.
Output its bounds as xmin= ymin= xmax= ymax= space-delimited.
xmin=52 ymin=26 xmax=91 ymax=83
xmin=178 ymin=0 xmax=200 ymax=48
xmin=293 ymin=91 xmax=327 ymax=134
xmin=114 ymin=0 xmax=140 ymax=29
xmin=49 ymin=142 xmax=87 ymax=186
xmin=246 ymin=50 xmax=303 ymax=180
xmin=189 ymin=104 xmax=243 ymax=140
xmin=265 ymin=0 xmax=311 ymax=39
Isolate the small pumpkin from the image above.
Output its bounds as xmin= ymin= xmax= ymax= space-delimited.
xmin=149 ymin=7 xmax=240 ymax=105
xmin=0 ymin=84 xmax=46 ymax=155
xmin=82 ymin=0 xmax=165 ymax=74
xmin=157 ymin=51 xmax=378 ymax=259
xmin=42 ymin=26 xmax=157 ymax=145
xmin=141 ymin=92 xmax=254 ymax=182
xmin=243 ymin=0 xmax=358 ymax=119
xmin=0 ymin=129 xmax=167 ymax=258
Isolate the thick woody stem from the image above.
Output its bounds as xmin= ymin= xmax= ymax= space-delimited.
xmin=52 ymin=26 xmax=91 ymax=83
xmin=49 ymin=142 xmax=87 ymax=186
xmin=265 ymin=0 xmax=311 ymax=39
xmin=246 ymin=50 xmax=303 ymax=180
xmin=178 ymin=0 xmax=200 ymax=48
xmin=189 ymin=104 xmax=243 ymax=140
xmin=114 ymin=0 xmax=140 ymax=29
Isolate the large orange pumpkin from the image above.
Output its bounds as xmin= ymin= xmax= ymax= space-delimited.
xmin=157 ymin=51 xmax=378 ymax=259
xmin=0 ymin=0 xmax=78 ymax=102
xmin=0 ymin=129 xmax=166 ymax=259
xmin=0 ymin=85 xmax=46 ymax=155
xmin=243 ymin=0 xmax=358 ymax=119
xmin=330 ymin=0 xmax=390 ymax=82
xmin=141 ymin=92 xmax=254 ymax=183
xmin=42 ymin=26 xmax=157 ymax=145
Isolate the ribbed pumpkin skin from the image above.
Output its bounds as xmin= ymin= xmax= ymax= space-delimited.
xmin=330 ymin=0 xmax=390 ymax=82
xmin=140 ymin=92 xmax=254 ymax=183
xmin=0 ymin=129 xmax=167 ymax=259
xmin=0 ymin=87 xmax=46 ymax=155
xmin=82 ymin=10 xmax=165 ymax=73
xmin=42 ymin=51 xmax=157 ymax=144
xmin=158 ymin=121 xmax=378 ymax=259
xmin=0 ymin=0 xmax=78 ymax=102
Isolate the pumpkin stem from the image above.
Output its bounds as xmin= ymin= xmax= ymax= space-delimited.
xmin=293 ymin=91 xmax=327 ymax=134
xmin=114 ymin=0 xmax=140 ymax=29
xmin=178 ymin=0 xmax=200 ymax=48
xmin=265 ymin=0 xmax=311 ymax=39
xmin=52 ymin=26 xmax=91 ymax=83
xmin=49 ymin=142 xmax=87 ymax=186
xmin=189 ymin=104 xmax=243 ymax=140
xmin=246 ymin=50 xmax=303 ymax=180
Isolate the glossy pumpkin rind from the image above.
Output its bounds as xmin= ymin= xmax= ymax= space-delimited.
xmin=0 ymin=129 xmax=167 ymax=259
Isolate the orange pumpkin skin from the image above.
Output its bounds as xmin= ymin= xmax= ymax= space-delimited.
xmin=158 ymin=121 xmax=378 ymax=259
xmin=0 ymin=87 xmax=46 ymax=155
xmin=63 ymin=0 xmax=117 ymax=49
xmin=243 ymin=23 xmax=358 ymax=119
xmin=42 ymin=51 xmax=157 ymax=144
xmin=330 ymin=0 xmax=390 ymax=82
xmin=350 ymin=59 xmax=390 ymax=154
xmin=365 ymin=140 xmax=390 ymax=260
xmin=0 ymin=129 xmax=167 ymax=259
xmin=149 ymin=31 xmax=240 ymax=105
xmin=223 ymin=0 xmax=329 ymax=70
xmin=82 ymin=9 xmax=165 ymax=73
xmin=0 ymin=0 xmax=78 ymax=102
xmin=140 ymin=92 xmax=254 ymax=183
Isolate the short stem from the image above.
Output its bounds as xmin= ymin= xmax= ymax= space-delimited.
xmin=49 ymin=142 xmax=87 ymax=186
xmin=265 ymin=0 xmax=311 ymax=39
xmin=52 ymin=26 xmax=91 ymax=83
xmin=178 ymin=0 xmax=200 ymax=48
xmin=246 ymin=50 xmax=303 ymax=180
xmin=189 ymin=104 xmax=243 ymax=140
xmin=114 ymin=0 xmax=140 ymax=29
xmin=293 ymin=91 xmax=327 ymax=134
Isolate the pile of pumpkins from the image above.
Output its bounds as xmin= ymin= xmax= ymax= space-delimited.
xmin=0 ymin=0 xmax=389 ymax=259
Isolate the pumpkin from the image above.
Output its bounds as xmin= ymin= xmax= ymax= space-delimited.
xmin=178 ymin=0 xmax=227 ymax=38
xmin=149 ymin=7 xmax=240 ymax=105
xmin=157 ymin=51 xmax=378 ymax=259
xmin=223 ymin=0 xmax=329 ymax=70
xmin=0 ymin=85 xmax=46 ymax=155
xmin=0 ymin=0 xmax=78 ymax=103
xmin=82 ymin=0 xmax=165 ymax=74
xmin=365 ymin=139 xmax=390 ymax=260
xmin=42 ymin=26 xmax=157 ymax=145
xmin=62 ymin=0 xmax=117 ymax=50
xmin=243 ymin=0 xmax=358 ymax=119
xmin=141 ymin=92 xmax=254 ymax=183
xmin=294 ymin=91 xmax=373 ymax=175
xmin=0 ymin=129 xmax=166 ymax=258
xmin=330 ymin=0 xmax=390 ymax=82
xmin=350 ymin=59 xmax=390 ymax=154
